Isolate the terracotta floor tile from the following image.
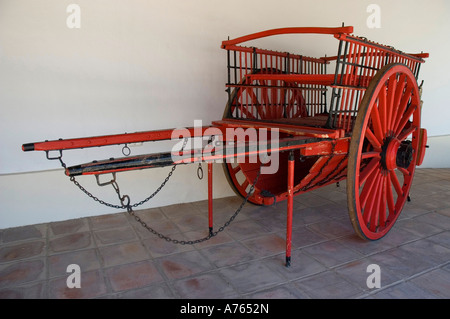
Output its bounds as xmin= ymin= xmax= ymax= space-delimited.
xmin=265 ymin=249 xmax=327 ymax=281
xmin=132 ymin=219 xmax=180 ymax=240
xmin=132 ymin=207 xmax=167 ymax=223
xmin=288 ymin=226 xmax=328 ymax=249
xmin=409 ymin=269 xmax=450 ymax=298
xmin=370 ymin=281 xmax=438 ymax=299
xmin=98 ymin=241 xmax=150 ymax=268
xmin=428 ymin=231 xmax=450 ymax=249
xmin=395 ymin=218 xmax=443 ymax=238
xmin=142 ymin=233 xmax=194 ymax=258
xmin=397 ymin=239 xmax=450 ymax=265
xmin=0 ymin=259 xmax=46 ymax=288
xmin=160 ymin=203 xmax=203 ymax=220
xmin=157 ymin=250 xmax=213 ymax=280
xmin=335 ymin=258 xmax=403 ymax=291
xmin=0 ymin=281 xmax=47 ymax=299
xmin=294 ymin=270 xmax=363 ymax=299
xmin=242 ymin=233 xmax=286 ymax=258
xmin=172 ymin=214 xmax=211 ymax=232
xmin=93 ymin=226 xmax=137 ymax=246
xmin=0 ymin=240 xmax=45 ymax=262
xmin=224 ymin=219 xmax=268 ymax=241
xmin=116 ymin=282 xmax=175 ymax=298
xmin=218 ymin=261 xmax=285 ymax=294
xmin=48 ymin=269 xmax=107 ymax=299
xmin=415 ymin=212 xmax=450 ymax=230
xmin=172 ymin=272 xmax=237 ymax=298
xmin=2 ymin=225 xmax=45 ymax=243
xmin=306 ymin=219 xmax=355 ymax=240
xmin=185 ymin=229 xmax=234 ymax=250
xmin=303 ymin=241 xmax=362 ymax=268
xmin=49 ymin=232 xmax=93 ymax=254
xmin=247 ymin=283 xmax=309 ymax=299
xmin=200 ymin=242 xmax=256 ymax=268
xmin=49 ymin=218 xmax=89 ymax=237
xmin=105 ymin=260 xmax=163 ymax=292
xmin=368 ymin=247 xmax=435 ymax=278
xmin=48 ymin=248 xmax=101 ymax=278
xmin=89 ymin=213 xmax=129 ymax=230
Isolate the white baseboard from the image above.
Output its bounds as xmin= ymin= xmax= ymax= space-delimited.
xmin=419 ymin=135 xmax=450 ymax=168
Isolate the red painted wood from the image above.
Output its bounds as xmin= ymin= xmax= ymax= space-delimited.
xmin=286 ymin=152 xmax=295 ymax=267
xmin=221 ymin=26 xmax=354 ymax=48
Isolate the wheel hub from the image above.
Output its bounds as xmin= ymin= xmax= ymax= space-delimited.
xmin=380 ymin=137 xmax=413 ymax=171
xmin=396 ymin=140 xmax=414 ymax=169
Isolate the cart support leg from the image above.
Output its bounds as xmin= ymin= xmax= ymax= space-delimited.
xmin=286 ymin=151 xmax=295 ymax=267
xmin=208 ymin=162 xmax=214 ymax=236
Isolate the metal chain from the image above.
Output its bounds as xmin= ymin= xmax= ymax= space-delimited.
xmin=50 ymin=139 xmax=261 ymax=245
xmin=67 ymin=165 xmax=177 ymax=210
xmin=49 ymin=139 xmax=343 ymax=245
xmin=128 ymin=168 xmax=261 ymax=245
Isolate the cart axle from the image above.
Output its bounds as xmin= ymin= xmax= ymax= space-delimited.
xmin=380 ymin=137 xmax=414 ymax=171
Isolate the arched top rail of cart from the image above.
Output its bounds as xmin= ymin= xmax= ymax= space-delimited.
xmin=221 ymin=26 xmax=428 ymax=63
xmin=221 ymin=26 xmax=354 ymax=48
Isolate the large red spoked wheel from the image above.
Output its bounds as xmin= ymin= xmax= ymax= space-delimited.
xmin=223 ymin=68 xmax=307 ymax=120
xmin=347 ymin=63 xmax=422 ymax=240
xmin=223 ymin=69 xmax=309 ymax=205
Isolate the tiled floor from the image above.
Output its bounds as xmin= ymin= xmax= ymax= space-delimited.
xmin=1 ymin=168 xmax=450 ymax=299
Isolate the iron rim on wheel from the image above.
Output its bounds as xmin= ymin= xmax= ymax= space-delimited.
xmin=347 ymin=63 xmax=422 ymax=240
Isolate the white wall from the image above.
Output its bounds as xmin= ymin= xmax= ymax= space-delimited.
xmin=1 ymin=0 xmax=449 ymax=228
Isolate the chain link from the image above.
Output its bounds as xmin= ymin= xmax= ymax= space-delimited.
xmin=49 ymin=140 xmax=341 ymax=245
xmin=128 ymin=168 xmax=261 ymax=245
xmin=50 ymin=140 xmax=261 ymax=245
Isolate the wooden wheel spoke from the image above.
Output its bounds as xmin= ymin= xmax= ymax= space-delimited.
xmin=392 ymin=85 xmax=413 ymax=132
xmin=397 ymin=123 xmax=417 ymax=141
xmin=241 ymin=179 xmax=250 ymax=191
xmin=369 ymin=177 xmax=384 ymax=231
xmin=270 ymin=81 xmax=279 ymax=118
xmin=361 ymin=151 xmax=381 ymax=160
xmin=386 ymin=76 xmax=398 ymax=132
xmin=362 ymin=171 xmax=382 ymax=225
xmin=365 ymin=127 xmax=382 ymax=150
xmin=379 ymin=174 xmax=387 ymax=227
xmin=378 ymin=83 xmax=388 ymax=132
xmin=390 ymin=74 xmax=407 ymax=132
xmin=232 ymin=165 xmax=241 ymax=174
xmin=285 ymin=90 xmax=294 ymax=117
xmin=245 ymin=88 xmax=260 ymax=118
xmin=386 ymin=173 xmax=396 ymax=216
xmin=398 ymin=167 xmax=410 ymax=177
xmin=395 ymin=104 xmax=417 ymax=136
xmin=239 ymin=104 xmax=257 ymax=119
xmin=289 ymin=88 xmax=307 ymax=117
xmin=370 ymin=102 xmax=384 ymax=141
xmin=258 ymin=81 xmax=270 ymax=119
xmin=360 ymin=168 xmax=381 ymax=209
xmin=389 ymin=169 xmax=403 ymax=197
xmin=359 ymin=157 xmax=380 ymax=186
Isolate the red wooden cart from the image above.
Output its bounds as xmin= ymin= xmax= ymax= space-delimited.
xmin=23 ymin=26 xmax=429 ymax=266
